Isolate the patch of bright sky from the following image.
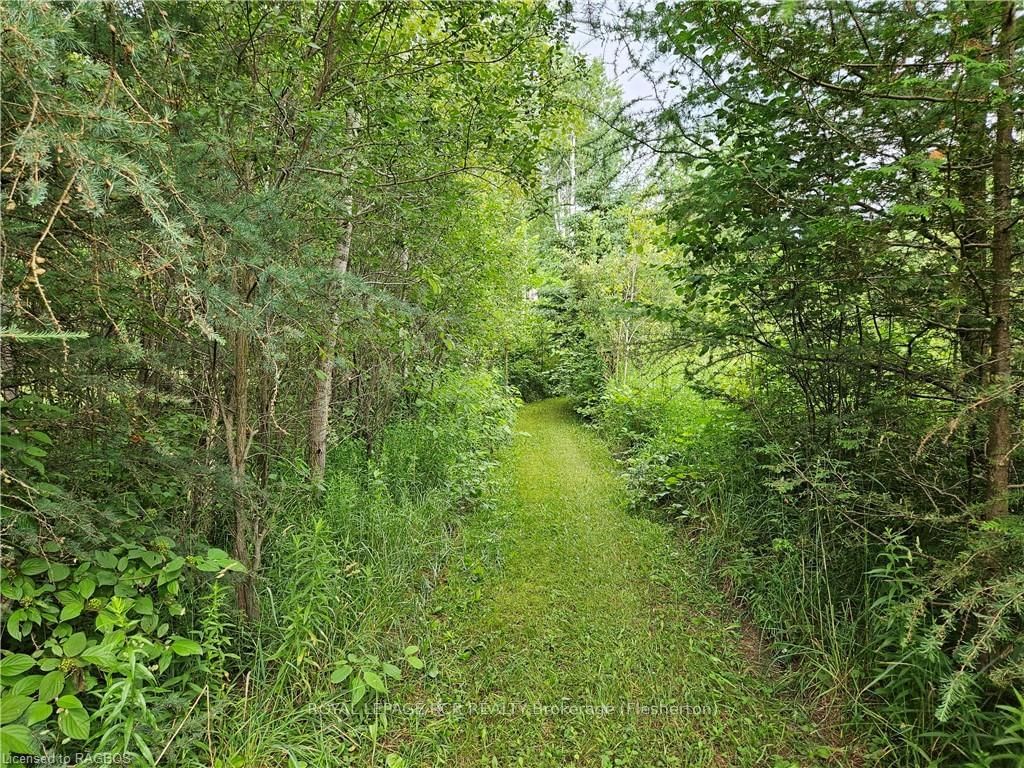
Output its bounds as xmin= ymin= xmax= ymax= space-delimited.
xmin=567 ymin=0 xmax=674 ymax=114
xmin=566 ymin=1 xmax=679 ymax=187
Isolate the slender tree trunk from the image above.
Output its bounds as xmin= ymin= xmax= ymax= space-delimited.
xmin=954 ymin=10 xmax=992 ymax=502
xmin=400 ymin=246 xmax=410 ymax=388
xmin=553 ymin=186 xmax=563 ymax=235
xmin=308 ymin=108 xmax=358 ymax=484
xmin=985 ymin=0 xmax=1017 ymax=518
xmin=216 ymin=267 xmax=260 ymax=620
xmin=255 ymin=321 xmax=279 ymax=491
xmin=618 ymin=253 xmax=639 ymax=384
xmin=1 ymin=296 xmax=17 ymax=402
xmin=568 ymin=130 xmax=577 ymax=215
xmin=226 ymin=320 xmax=258 ymax=619
xmin=229 ymin=335 xmax=254 ymax=618
xmin=308 ymin=218 xmax=352 ymax=482
xmin=195 ymin=344 xmax=221 ymax=541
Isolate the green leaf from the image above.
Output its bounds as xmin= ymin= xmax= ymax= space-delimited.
xmin=57 ymin=694 xmax=84 ymax=710
xmin=94 ymin=551 xmax=117 ymax=570
xmin=5 ymin=611 xmax=24 ymax=640
xmin=79 ymin=644 xmax=118 ymax=668
xmin=35 ymin=482 xmax=63 ymax=497
xmin=0 ymin=723 xmax=38 ymax=755
xmin=58 ymin=706 xmax=90 ymax=740
xmin=330 ymin=664 xmax=353 ymax=684
xmin=38 ymin=670 xmax=65 ymax=702
xmin=1 ymin=579 xmax=22 ymax=601
xmin=350 ymin=678 xmax=366 ymax=706
xmin=0 ymin=695 xmax=32 ymax=724
xmin=405 ymin=656 xmax=424 ymax=670
xmin=19 ymin=559 xmax=47 ymax=576
xmin=28 ymin=431 xmax=52 ymax=445
xmin=133 ymin=596 xmax=154 ymax=616
xmin=0 ymin=654 xmax=35 ymax=677
xmin=60 ymin=601 xmax=83 ymax=622
xmin=25 ymin=701 xmax=52 ymax=726
xmin=63 ymin=633 xmax=88 ymax=658
xmin=381 ymin=662 xmax=402 ymax=679
xmin=18 ymin=455 xmax=45 ymax=473
xmin=362 ymin=669 xmax=386 ymax=693
xmin=48 ymin=563 xmax=71 ymax=582
xmin=170 ymin=638 xmax=202 ymax=656
xmin=141 ymin=551 xmax=163 ymax=568
xmin=194 ymin=548 xmax=245 ymax=574
xmin=10 ymin=675 xmax=42 ymax=696
xmin=77 ymin=577 xmax=96 ymax=599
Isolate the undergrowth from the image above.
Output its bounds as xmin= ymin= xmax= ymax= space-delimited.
xmin=194 ymin=370 xmax=519 ymax=767
xmin=596 ymin=373 xmax=1024 ymax=768
xmin=0 ymin=369 xmax=517 ymax=766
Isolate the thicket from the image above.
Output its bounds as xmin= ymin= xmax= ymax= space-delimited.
xmin=0 ymin=1 xmax=567 ymax=761
xmin=3 ymin=1 xmax=1022 ymax=765
xmin=594 ymin=376 xmax=1024 ymax=766
xmin=530 ymin=2 xmax=1023 ymax=764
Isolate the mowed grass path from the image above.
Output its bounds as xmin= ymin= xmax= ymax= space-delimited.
xmin=398 ymin=399 xmax=843 ymax=767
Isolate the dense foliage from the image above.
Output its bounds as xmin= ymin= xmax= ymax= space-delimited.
xmin=2 ymin=1 xmax=1021 ymax=765
xmin=528 ymin=1 xmax=1022 ymax=765
xmin=1 ymin=1 xmax=570 ymax=762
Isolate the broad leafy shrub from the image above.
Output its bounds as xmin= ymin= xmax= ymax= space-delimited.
xmin=507 ymin=352 xmax=553 ymax=403
xmin=0 ymin=390 xmax=245 ymax=762
xmin=598 ymin=375 xmax=755 ymax=523
xmin=598 ymin=372 xmax=1024 ymax=767
xmin=0 ymin=542 xmax=243 ymax=761
xmin=371 ymin=369 xmax=518 ymax=505
xmin=553 ymin=340 xmax=606 ymax=417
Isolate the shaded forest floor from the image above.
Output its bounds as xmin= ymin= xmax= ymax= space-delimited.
xmin=386 ymin=399 xmax=847 ymax=767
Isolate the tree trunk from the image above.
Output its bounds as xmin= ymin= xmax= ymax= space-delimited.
xmin=954 ymin=9 xmax=993 ymax=503
xmin=308 ymin=108 xmax=358 ymax=484
xmin=568 ymin=130 xmax=577 ymax=215
xmin=1 ymin=297 xmax=17 ymax=402
xmin=227 ymin=325 xmax=259 ymax=619
xmin=984 ymin=0 xmax=1017 ymax=518
xmin=308 ymin=219 xmax=352 ymax=482
xmin=220 ymin=268 xmax=260 ymax=620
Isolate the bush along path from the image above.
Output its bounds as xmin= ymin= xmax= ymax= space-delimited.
xmin=387 ymin=399 xmax=849 ymax=768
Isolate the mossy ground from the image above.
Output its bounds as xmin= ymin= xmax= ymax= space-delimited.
xmin=390 ymin=399 xmax=845 ymax=767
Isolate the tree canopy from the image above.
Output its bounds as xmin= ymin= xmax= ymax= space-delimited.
xmin=0 ymin=2 xmax=1020 ymax=766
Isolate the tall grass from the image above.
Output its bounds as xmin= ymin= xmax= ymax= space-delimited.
xmin=186 ymin=370 xmax=519 ymax=767
xmin=595 ymin=371 xmax=1024 ymax=768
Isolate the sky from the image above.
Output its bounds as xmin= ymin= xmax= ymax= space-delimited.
xmin=565 ymin=0 xmax=677 ymax=184
xmin=567 ymin=0 xmax=669 ymax=114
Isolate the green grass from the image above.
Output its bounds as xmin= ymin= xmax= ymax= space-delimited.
xmin=385 ymin=398 xmax=849 ymax=767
